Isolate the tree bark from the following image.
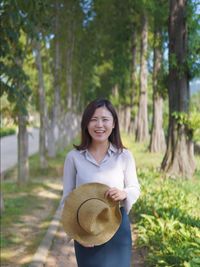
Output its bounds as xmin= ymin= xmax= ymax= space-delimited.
xmin=149 ymin=29 xmax=166 ymax=152
xmin=135 ymin=13 xmax=149 ymax=142
xmin=161 ymin=0 xmax=195 ymax=178
xmin=34 ymin=40 xmax=48 ymax=168
xmin=0 ymin=191 xmax=5 ymax=213
xmin=131 ymin=30 xmax=137 ymax=107
xmin=66 ymin=19 xmax=75 ymax=110
xmin=47 ymin=0 xmax=61 ymax=157
xmin=17 ymin=112 xmax=29 ymax=184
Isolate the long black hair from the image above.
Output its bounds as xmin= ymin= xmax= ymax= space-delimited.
xmin=74 ymin=99 xmax=125 ymax=150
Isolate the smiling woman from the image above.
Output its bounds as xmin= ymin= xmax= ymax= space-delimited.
xmin=61 ymin=99 xmax=141 ymax=267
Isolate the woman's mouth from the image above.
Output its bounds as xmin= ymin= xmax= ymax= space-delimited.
xmin=94 ymin=130 xmax=105 ymax=134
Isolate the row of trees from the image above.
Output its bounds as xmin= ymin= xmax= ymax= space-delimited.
xmin=1 ymin=0 xmax=200 ymax=184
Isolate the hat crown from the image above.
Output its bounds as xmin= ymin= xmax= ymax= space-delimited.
xmin=77 ymin=198 xmax=110 ymax=235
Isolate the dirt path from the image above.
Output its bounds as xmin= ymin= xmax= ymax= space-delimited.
xmin=45 ymin=223 xmax=146 ymax=267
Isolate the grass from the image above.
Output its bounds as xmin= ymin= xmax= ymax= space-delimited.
xmin=123 ymin=133 xmax=200 ymax=267
xmin=0 ymin=140 xmax=76 ymax=266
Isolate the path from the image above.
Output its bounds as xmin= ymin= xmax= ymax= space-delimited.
xmin=45 ymin=222 xmax=146 ymax=267
xmin=0 ymin=128 xmax=39 ymax=174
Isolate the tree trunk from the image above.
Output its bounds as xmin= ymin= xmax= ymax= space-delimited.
xmin=130 ymin=30 xmax=137 ymax=107
xmin=17 ymin=112 xmax=29 ymax=184
xmin=47 ymin=109 xmax=56 ymax=158
xmin=161 ymin=0 xmax=195 ymax=178
xmin=47 ymin=0 xmax=61 ymax=157
xmin=125 ymin=105 xmax=131 ymax=133
xmin=34 ymin=40 xmax=48 ymax=168
xmin=0 ymin=191 xmax=5 ymax=213
xmin=66 ymin=19 xmax=75 ymax=110
xmin=135 ymin=14 xmax=149 ymax=142
xmin=149 ymin=29 xmax=166 ymax=152
xmin=128 ymin=30 xmax=137 ymax=135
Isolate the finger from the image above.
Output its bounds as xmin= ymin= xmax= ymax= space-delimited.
xmin=111 ymin=196 xmax=120 ymax=201
xmin=85 ymin=245 xmax=94 ymax=248
xmin=109 ymin=192 xmax=120 ymax=197
xmin=104 ymin=190 xmax=110 ymax=198
xmin=105 ymin=189 xmax=117 ymax=198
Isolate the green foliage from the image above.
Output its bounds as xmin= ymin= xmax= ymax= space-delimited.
xmin=0 ymin=0 xmax=50 ymax=119
xmin=187 ymin=0 xmax=200 ymax=79
xmin=132 ymin=168 xmax=200 ymax=266
xmin=172 ymin=111 xmax=200 ymax=141
xmin=0 ymin=127 xmax=16 ymax=138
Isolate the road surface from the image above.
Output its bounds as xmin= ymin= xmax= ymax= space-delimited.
xmin=0 ymin=128 xmax=39 ymax=174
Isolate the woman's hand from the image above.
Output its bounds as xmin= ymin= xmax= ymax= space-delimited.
xmin=78 ymin=242 xmax=94 ymax=248
xmin=105 ymin=187 xmax=127 ymax=201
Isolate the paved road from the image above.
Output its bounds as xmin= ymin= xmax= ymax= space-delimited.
xmin=0 ymin=128 xmax=39 ymax=173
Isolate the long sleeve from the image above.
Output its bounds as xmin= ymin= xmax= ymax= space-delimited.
xmin=123 ymin=150 xmax=140 ymax=214
xmin=61 ymin=151 xmax=77 ymax=209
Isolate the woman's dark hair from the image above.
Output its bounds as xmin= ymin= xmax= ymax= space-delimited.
xmin=74 ymin=99 xmax=125 ymax=151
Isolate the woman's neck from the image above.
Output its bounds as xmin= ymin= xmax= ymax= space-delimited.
xmin=88 ymin=141 xmax=110 ymax=164
xmin=89 ymin=141 xmax=109 ymax=154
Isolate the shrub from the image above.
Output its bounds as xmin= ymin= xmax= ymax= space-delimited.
xmin=0 ymin=127 xmax=16 ymax=138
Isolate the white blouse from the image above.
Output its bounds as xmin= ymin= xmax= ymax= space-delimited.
xmin=61 ymin=143 xmax=140 ymax=214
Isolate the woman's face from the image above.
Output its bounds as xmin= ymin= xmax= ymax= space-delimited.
xmin=87 ymin=106 xmax=115 ymax=144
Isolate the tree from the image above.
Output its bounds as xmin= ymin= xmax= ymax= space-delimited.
xmin=34 ymin=40 xmax=48 ymax=168
xmin=149 ymin=29 xmax=166 ymax=152
xmin=135 ymin=12 xmax=149 ymax=142
xmin=1 ymin=1 xmax=32 ymax=184
xmin=149 ymin=1 xmax=167 ymax=152
xmin=161 ymin=0 xmax=196 ymax=178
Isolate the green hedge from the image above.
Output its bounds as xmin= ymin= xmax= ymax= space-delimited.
xmin=0 ymin=127 xmax=16 ymax=138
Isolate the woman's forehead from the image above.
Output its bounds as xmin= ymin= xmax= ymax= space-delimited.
xmin=92 ymin=106 xmax=113 ymax=117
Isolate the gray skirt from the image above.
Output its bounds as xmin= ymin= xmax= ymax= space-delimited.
xmin=74 ymin=207 xmax=132 ymax=267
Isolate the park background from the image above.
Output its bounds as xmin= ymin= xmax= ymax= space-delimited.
xmin=1 ymin=0 xmax=200 ymax=266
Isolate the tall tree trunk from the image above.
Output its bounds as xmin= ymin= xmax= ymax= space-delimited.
xmin=66 ymin=19 xmax=75 ymax=110
xmin=0 ymin=192 xmax=5 ymax=213
xmin=135 ymin=14 xmax=149 ymax=142
xmin=47 ymin=0 xmax=61 ymax=157
xmin=149 ymin=29 xmax=166 ymax=152
xmin=34 ymin=40 xmax=48 ymax=168
xmin=161 ymin=0 xmax=195 ymax=178
xmin=129 ymin=30 xmax=137 ymax=134
xmin=131 ymin=30 xmax=137 ymax=107
xmin=17 ymin=112 xmax=29 ymax=184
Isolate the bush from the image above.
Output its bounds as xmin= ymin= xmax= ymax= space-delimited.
xmin=0 ymin=127 xmax=16 ymax=138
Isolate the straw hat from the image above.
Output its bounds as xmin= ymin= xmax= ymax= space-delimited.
xmin=61 ymin=183 xmax=122 ymax=246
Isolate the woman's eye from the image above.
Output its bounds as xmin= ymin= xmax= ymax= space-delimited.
xmin=90 ymin=118 xmax=97 ymax=121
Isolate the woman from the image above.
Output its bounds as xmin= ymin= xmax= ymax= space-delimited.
xmin=61 ymin=98 xmax=140 ymax=267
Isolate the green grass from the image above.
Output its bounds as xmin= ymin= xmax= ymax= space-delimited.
xmin=0 ymin=139 xmax=77 ymax=266
xmin=124 ymin=133 xmax=200 ymax=267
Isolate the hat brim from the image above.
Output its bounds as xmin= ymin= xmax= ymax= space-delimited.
xmin=61 ymin=183 xmax=122 ymax=246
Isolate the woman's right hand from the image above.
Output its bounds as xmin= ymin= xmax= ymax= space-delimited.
xmin=78 ymin=241 xmax=94 ymax=248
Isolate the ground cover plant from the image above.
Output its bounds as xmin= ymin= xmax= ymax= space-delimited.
xmin=125 ymin=135 xmax=200 ymax=267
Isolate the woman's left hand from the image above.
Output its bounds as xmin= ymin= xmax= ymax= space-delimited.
xmin=105 ymin=187 xmax=127 ymax=201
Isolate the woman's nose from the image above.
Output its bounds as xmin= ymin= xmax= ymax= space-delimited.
xmin=96 ymin=119 xmax=103 ymax=126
